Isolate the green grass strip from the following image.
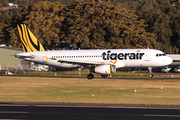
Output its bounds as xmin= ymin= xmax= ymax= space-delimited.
xmin=0 ymin=76 xmax=180 ymax=105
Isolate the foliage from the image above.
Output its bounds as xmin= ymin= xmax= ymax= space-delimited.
xmin=4 ymin=1 xmax=66 ymax=49
xmin=110 ymin=0 xmax=180 ymax=53
xmin=1 ymin=0 xmax=180 ymax=53
xmin=59 ymin=0 xmax=157 ymax=49
xmin=1 ymin=0 xmax=157 ymax=50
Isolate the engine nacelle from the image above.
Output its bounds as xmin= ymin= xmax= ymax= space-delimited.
xmin=92 ymin=65 xmax=116 ymax=74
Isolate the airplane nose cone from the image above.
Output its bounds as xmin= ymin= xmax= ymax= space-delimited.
xmin=166 ymin=57 xmax=173 ymax=65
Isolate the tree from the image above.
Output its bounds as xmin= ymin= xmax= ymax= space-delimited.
xmin=2 ymin=0 xmax=157 ymax=50
xmin=0 ymin=23 xmax=6 ymax=44
xmin=4 ymin=1 xmax=66 ymax=49
xmin=58 ymin=0 xmax=157 ymax=49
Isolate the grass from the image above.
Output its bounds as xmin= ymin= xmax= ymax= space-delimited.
xmin=17 ymin=70 xmax=180 ymax=78
xmin=0 ymin=76 xmax=180 ymax=105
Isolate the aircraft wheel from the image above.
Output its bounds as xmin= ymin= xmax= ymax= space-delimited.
xmin=149 ymin=74 xmax=153 ymax=78
xmin=87 ymin=74 xmax=94 ymax=79
xmin=101 ymin=74 xmax=108 ymax=78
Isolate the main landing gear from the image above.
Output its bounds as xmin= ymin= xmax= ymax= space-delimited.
xmin=87 ymin=69 xmax=108 ymax=79
xmin=87 ymin=74 xmax=94 ymax=79
xmin=148 ymin=67 xmax=153 ymax=78
xmin=87 ymin=68 xmax=94 ymax=79
xmin=101 ymin=74 xmax=108 ymax=78
xmin=87 ymin=74 xmax=108 ymax=79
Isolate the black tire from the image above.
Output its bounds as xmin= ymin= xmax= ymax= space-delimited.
xmin=87 ymin=74 xmax=94 ymax=79
xmin=149 ymin=74 xmax=153 ymax=78
xmin=101 ymin=74 xmax=108 ymax=78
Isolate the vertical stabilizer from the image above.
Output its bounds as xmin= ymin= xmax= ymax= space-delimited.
xmin=17 ymin=24 xmax=45 ymax=52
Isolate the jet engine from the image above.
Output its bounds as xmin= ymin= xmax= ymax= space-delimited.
xmin=92 ymin=65 xmax=116 ymax=74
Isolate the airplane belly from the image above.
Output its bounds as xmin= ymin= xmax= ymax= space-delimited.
xmin=123 ymin=60 xmax=142 ymax=67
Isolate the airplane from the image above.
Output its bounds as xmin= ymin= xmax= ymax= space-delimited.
xmin=15 ymin=24 xmax=173 ymax=79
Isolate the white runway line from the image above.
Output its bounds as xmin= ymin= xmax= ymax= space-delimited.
xmin=0 ymin=111 xmax=28 ymax=114
xmin=143 ymin=114 xmax=180 ymax=118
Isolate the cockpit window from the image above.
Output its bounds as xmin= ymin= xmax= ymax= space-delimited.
xmin=156 ymin=54 xmax=166 ymax=57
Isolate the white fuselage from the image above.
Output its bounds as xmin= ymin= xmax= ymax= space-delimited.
xmin=15 ymin=49 xmax=172 ymax=68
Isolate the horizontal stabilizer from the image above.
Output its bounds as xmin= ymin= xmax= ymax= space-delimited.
xmin=15 ymin=53 xmax=34 ymax=58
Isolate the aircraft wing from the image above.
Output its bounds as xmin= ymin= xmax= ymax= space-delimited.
xmin=57 ymin=59 xmax=125 ymax=68
xmin=57 ymin=59 xmax=108 ymax=66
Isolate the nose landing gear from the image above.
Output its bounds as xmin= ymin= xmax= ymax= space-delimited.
xmin=148 ymin=67 xmax=153 ymax=78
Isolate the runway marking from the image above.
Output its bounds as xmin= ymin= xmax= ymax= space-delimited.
xmin=0 ymin=111 xmax=28 ymax=114
xmin=0 ymin=119 xmax=22 ymax=120
xmin=143 ymin=114 xmax=180 ymax=118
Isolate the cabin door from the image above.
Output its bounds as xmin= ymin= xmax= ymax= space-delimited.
xmin=145 ymin=51 xmax=150 ymax=61
xmin=43 ymin=52 xmax=48 ymax=64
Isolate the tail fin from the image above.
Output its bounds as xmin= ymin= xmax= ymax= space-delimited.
xmin=17 ymin=24 xmax=45 ymax=52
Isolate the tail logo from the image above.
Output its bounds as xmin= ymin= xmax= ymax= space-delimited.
xmin=17 ymin=24 xmax=45 ymax=52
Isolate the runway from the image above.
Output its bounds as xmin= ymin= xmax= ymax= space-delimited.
xmin=0 ymin=103 xmax=180 ymax=120
xmin=1 ymin=74 xmax=180 ymax=80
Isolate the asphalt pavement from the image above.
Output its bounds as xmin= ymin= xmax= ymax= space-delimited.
xmin=0 ymin=103 xmax=180 ymax=120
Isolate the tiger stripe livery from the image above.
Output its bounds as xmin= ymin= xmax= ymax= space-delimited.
xmin=17 ymin=24 xmax=45 ymax=52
